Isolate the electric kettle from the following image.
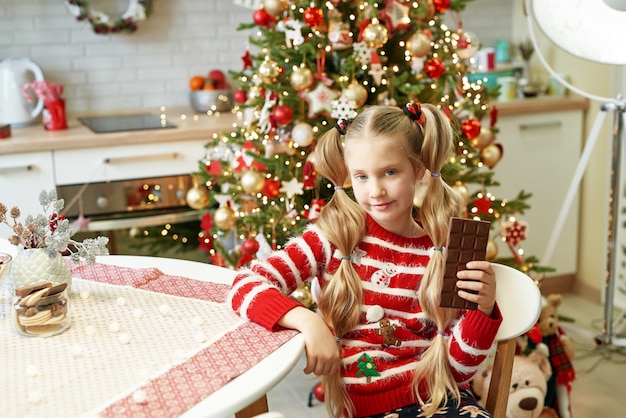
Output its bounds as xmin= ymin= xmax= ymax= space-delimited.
xmin=0 ymin=57 xmax=45 ymax=127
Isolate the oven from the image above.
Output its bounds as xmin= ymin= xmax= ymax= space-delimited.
xmin=56 ymin=174 xmax=207 ymax=261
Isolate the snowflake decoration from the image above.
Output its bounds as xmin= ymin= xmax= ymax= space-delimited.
xmin=331 ymin=97 xmax=358 ymax=120
xmin=353 ymin=41 xmax=376 ymax=65
xmin=280 ymin=177 xmax=304 ymax=198
xmin=500 ymin=218 xmax=528 ymax=247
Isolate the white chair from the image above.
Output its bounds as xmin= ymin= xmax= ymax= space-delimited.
xmin=484 ymin=263 xmax=542 ymax=417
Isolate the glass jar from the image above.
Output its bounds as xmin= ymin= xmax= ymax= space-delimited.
xmin=12 ymin=281 xmax=71 ymax=337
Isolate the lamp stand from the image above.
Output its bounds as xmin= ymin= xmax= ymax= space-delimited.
xmin=601 ymin=100 xmax=626 ymax=347
xmin=543 ymin=98 xmax=626 ymax=349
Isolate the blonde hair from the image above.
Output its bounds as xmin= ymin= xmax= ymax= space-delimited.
xmin=313 ymin=104 xmax=466 ymax=418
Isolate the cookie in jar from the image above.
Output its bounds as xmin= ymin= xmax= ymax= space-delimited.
xmin=13 ymin=281 xmax=71 ymax=337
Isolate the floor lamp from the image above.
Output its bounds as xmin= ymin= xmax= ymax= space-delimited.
xmin=525 ymin=0 xmax=626 ymax=348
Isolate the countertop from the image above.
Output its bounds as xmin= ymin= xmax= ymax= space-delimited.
xmin=0 ymin=107 xmax=240 ymax=155
xmin=0 ymin=96 xmax=589 ymax=156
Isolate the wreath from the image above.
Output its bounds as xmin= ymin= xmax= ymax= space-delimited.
xmin=65 ymin=0 xmax=153 ymax=35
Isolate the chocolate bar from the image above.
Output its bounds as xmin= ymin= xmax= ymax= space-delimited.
xmin=439 ymin=217 xmax=490 ymax=310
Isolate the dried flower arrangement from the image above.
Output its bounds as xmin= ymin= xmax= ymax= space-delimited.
xmin=0 ymin=190 xmax=109 ymax=263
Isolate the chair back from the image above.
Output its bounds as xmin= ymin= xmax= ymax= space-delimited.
xmin=484 ymin=263 xmax=542 ymax=417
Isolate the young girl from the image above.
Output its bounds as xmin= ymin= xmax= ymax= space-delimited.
xmin=228 ymin=103 xmax=501 ymax=418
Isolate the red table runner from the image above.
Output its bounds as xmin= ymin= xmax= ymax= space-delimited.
xmin=68 ymin=262 xmax=298 ymax=417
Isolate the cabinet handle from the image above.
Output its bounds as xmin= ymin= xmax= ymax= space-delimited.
xmin=518 ymin=121 xmax=562 ymax=130
xmin=0 ymin=164 xmax=34 ymax=174
xmin=103 ymin=152 xmax=179 ymax=164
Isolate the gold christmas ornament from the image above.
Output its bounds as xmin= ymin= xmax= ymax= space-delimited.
xmin=480 ymin=143 xmax=503 ymax=169
xmin=471 ymin=127 xmax=495 ymax=149
xmin=452 ymin=182 xmax=470 ymax=206
xmin=362 ymin=20 xmax=389 ymax=49
xmin=342 ymin=80 xmax=368 ymax=108
xmin=258 ymin=58 xmax=281 ymax=83
xmin=407 ymin=32 xmax=431 ymax=57
xmin=262 ymin=0 xmax=287 ymax=17
xmin=291 ymin=283 xmax=316 ymax=309
xmin=240 ymin=170 xmax=266 ymax=194
xmin=486 ymin=238 xmax=498 ymax=260
xmin=213 ymin=206 xmax=237 ymax=230
xmin=290 ymin=65 xmax=314 ymax=91
xmin=185 ymin=184 xmax=210 ymax=210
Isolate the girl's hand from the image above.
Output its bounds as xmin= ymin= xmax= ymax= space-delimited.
xmin=279 ymin=306 xmax=342 ymax=376
xmin=455 ymin=260 xmax=497 ymax=316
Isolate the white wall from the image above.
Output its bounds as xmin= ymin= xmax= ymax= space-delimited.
xmin=0 ymin=0 xmax=251 ymax=113
xmin=0 ymin=0 xmax=513 ymax=115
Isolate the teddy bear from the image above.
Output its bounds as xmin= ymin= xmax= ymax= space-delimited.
xmin=525 ymin=294 xmax=576 ymax=418
xmin=473 ymin=344 xmax=558 ymax=418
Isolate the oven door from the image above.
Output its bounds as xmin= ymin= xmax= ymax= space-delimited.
xmin=57 ymin=175 xmax=208 ymax=261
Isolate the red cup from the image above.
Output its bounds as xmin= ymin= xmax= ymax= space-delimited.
xmin=43 ymin=99 xmax=67 ymax=130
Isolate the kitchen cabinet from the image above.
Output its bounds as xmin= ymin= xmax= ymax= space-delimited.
xmin=492 ymin=98 xmax=588 ymax=277
xmin=53 ymin=140 xmax=208 ymax=185
xmin=0 ymin=109 xmax=238 ymax=241
xmin=0 ymin=151 xmax=56 ymax=235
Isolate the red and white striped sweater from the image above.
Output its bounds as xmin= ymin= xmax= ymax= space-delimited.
xmin=228 ymin=215 xmax=502 ymax=417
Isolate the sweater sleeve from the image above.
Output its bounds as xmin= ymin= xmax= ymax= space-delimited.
xmin=227 ymin=226 xmax=331 ymax=330
xmin=448 ymin=303 xmax=503 ymax=385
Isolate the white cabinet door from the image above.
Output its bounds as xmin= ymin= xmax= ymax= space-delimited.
xmin=53 ymin=140 xmax=207 ymax=186
xmin=493 ymin=109 xmax=583 ymax=276
xmin=0 ymin=152 xmax=56 ymax=239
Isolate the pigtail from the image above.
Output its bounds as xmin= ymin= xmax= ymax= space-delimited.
xmin=411 ymin=104 xmax=466 ymax=416
xmin=314 ymin=124 xmax=365 ymax=418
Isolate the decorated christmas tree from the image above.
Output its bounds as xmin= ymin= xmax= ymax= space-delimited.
xmin=190 ymin=0 xmax=549 ymax=275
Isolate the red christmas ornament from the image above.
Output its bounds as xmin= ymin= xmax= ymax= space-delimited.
xmin=490 ymin=105 xmax=499 ymax=127
xmin=253 ymin=8 xmax=274 ymax=28
xmin=433 ymin=0 xmax=451 ymax=13
xmin=302 ymin=159 xmax=317 ymax=189
xmin=308 ymin=382 xmax=325 ymax=406
xmin=200 ymin=212 xmax=213 ymax=232
xmin=241 ymin=50 xmax=253 ymax=70
xmin=241 ymin=237 xmax=260 ymax=255
xmin=461 ymin=118 xmax=482 ymax=140
xmin=262 ymin=178 xmax=282 ymax=198
xmin=303 ymin=7 xmax=324 ymax=27
xmin=472 ymin=194 xmax=493 ymax=215
xmin=271 ymin=105 xmax=294 ymax=125
xmin=233 ymin=89 xmax=248 ymax=104
xmin=424 ymin=58 xmax=445 ymax=79
xmin=205 ymin=160 xmax=222 ymax=175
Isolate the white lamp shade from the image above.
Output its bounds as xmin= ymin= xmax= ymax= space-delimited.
xmin=532 ymin=0 xmax=626 ymax=65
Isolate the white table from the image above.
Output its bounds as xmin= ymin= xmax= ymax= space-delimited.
xmin=96 ymin=255 xmax=305 ymax=418
xmin=0 ymin=241 xmax=304 ymax=418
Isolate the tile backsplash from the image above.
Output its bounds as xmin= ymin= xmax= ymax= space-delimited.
xmin=0 ymin=0 xmax=511 ymax=114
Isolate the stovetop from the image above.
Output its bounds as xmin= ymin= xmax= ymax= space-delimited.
xmin=78 ymin=114 xmax=177 ymax=133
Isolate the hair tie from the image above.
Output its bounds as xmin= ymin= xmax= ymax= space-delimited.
xmin=433 ymin=246 xmax=444 ymax=252
xmin=430 ymin=172 xmax=441 ymax=177
xmin=403 ymin=102 xmax=424 ymax=123
xmin=334 ymin=185 xmax=344 ymax=191
xmin=436 ymin=329 xmax=445 ymax=336
xmin=335 ymin=118 xmax=351 ymax=135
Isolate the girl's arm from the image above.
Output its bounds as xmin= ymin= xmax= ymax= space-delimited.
xmin=279 ymin=306 xmax=342 ymax=376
